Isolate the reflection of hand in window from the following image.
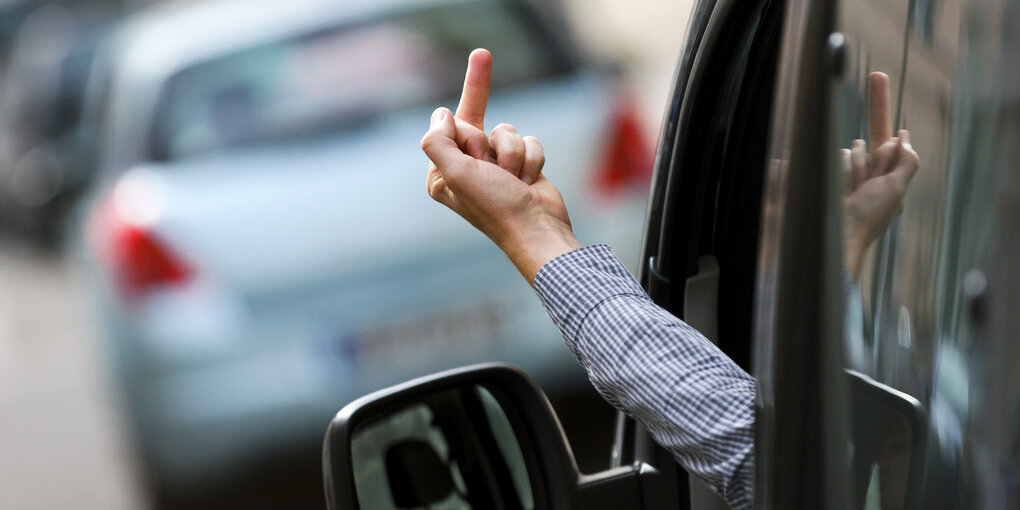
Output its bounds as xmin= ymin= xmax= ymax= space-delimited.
xmin=842 ymin=133 xmax=919 ymax=278
xmin=842 ymin=72 xmax=920 ymax=279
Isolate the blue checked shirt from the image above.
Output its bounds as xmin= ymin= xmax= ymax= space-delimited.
xmin=533 ymin=244 xmax=755 ymax=510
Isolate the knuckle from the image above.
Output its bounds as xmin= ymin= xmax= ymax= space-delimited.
xmin=427 ymin=179 xmax=444 ymax=200
xmin=492 ymin=123 xmax=518 ymax=134
xmin=503 ymin=145 xmax=526 ymax=160
xmin=420 ymin=132 xmax=437 ymax=152
xmin=524 ymin=136 xmax=545 ymax=157
xmin=465 ymin=135 xmax=487 ymax=154
xmin=905 ymin=149 xmax=921 ymax=168
xmin=467 ymin=128 xmax=487 ymax=142
xmin=528 ymin=149 xmax=545 ymax=165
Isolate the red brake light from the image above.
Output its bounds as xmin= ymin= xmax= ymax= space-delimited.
xmin=89 ymin=192 xmax=192 ymax=299
xmin=111 ymin=224 xmax=192 ymax=297
xmin=592 ymin=92 xmax=654 ymax=195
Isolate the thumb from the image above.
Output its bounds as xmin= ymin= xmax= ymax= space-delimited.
xmin=420 ymin=107 xmax=468 ymax=173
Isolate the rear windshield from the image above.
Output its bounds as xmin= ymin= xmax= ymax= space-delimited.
xmin=149 ymin=1 xmax=573 ymax=162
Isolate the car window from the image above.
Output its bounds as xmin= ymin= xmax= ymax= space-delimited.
xmin=148 ymin=1 xmax=570 ymax=162
xmin=833 ymin=0 xmax=1017 ymax=507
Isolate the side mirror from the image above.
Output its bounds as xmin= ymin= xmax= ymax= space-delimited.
xmin=323 ymin=363 xmax=676 ymax=510
xmin=846 ymin=370 xmax=927 ymax=510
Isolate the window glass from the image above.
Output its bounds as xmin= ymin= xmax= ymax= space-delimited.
xmin=834 ymin=0 xmax=1016 ymax=507
xmin=150 ymin=1 xmax=568 ymax=162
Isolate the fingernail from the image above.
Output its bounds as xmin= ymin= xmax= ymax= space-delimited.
xmin=522 ymin=175 xmax=533 ymax=185
xmin=431 ymin=108 xmax=446 ymax=126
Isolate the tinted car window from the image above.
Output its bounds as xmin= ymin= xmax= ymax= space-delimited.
xmin=149 ymin=1 xmax=570 ymax=162
xmin=833 ymin=0 xmax=1018 ymax=507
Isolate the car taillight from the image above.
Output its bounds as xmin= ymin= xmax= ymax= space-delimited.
xmin=111 ymin=224 xmax=191 ymax=297
xmin=591 ymin=92 xmax=654 ymax=196
xmin=89 ymin=191 xmax=192 ymax=299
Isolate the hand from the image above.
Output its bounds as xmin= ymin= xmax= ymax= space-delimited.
xmin=842 ymin=72 xmax=920 ymax=279
xmin=420 ymin=49 xmax=581 ymax=284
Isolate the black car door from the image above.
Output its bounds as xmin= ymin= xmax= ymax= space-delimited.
xmin=619 ymin=0 xmax=785 ymax=507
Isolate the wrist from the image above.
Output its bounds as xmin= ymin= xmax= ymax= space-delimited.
xmin=843 ymin=223 xmax=868 ymax=281
xmin=844 ymin=244 xmax=863 ymax=281
xmin=499 ymin=219 xmax=581 ymax=285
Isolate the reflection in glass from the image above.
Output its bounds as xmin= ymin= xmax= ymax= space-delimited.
xmin=351 ymin=386 xmax=534 ymax=510
xmin=847 ymin=370 xmax=925 ymax=510
xmin=836 ymin=4 xmax=928 ymax=507
xmin=835 ymin=0 xmax=1019 ymax=507
xmin=838 ymin=68 xmax=924 ymax=509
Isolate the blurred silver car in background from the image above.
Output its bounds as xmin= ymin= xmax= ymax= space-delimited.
xmin=80 ymin=0 xmax=652 ymax=497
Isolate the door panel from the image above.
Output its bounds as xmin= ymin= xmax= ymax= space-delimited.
xmin=627 ymin=0 xmax=784 ymax=507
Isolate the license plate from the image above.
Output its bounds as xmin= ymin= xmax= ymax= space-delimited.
xmin=354 ymin=303 xmax=502 ymax=369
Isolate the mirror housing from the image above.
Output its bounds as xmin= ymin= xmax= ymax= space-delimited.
xmin=846 ymin=370 xmax=927 ymax=510
xmin=322 ymin=363 xmax=676 ymax=510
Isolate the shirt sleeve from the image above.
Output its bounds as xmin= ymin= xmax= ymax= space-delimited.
xmin=533 ymin=244 xmax=755 ymax=510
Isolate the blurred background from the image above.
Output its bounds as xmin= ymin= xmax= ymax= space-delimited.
xmin=0 ymin=0 xmax=693 ymax=507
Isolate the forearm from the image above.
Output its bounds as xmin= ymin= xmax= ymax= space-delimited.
xmin=533 ymin=245 xmax=755 ymax=509
xmin=576 ymin=295 xmax=755 ymax=507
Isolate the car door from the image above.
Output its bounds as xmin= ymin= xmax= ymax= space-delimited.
xmin=617 ymin=0 xmax=785 ymax=507
xmin=754 ymin=0 xmax=1020 ymax=508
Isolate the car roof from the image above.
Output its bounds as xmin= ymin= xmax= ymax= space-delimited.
xmin=110 ymin=0 xmax=468 ymax=80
